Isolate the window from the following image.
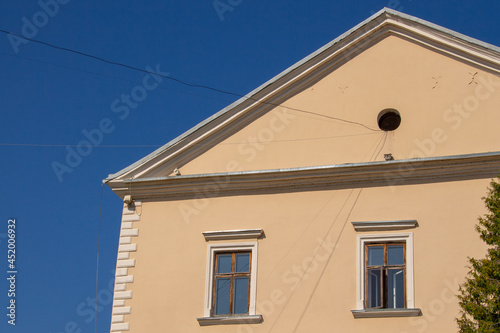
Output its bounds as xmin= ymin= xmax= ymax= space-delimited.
xmin=198 ymin=240 xmax=262 ymax=325
xmin=353 ymin=233 xmax=420 ymax=318
xmin=213 ymin=252 xmax=251 ymax=316
xmin=365 ymin=242 xmax=406 ymax=309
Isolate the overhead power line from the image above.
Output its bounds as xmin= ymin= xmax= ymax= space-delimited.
xmin=0 ymin=28 xmax=380 ymax=132
xmin=0 ymin=132 xmax=381 ymax=148
xmin=1 ymin=29 xmax=237 ymax=97
xmin=0 ymin=143 xmax=161 ymax=148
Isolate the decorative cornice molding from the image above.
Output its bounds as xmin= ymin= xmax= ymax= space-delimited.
xmin=202 ymin=229 xmax=264 ymax=241
xmin=107 ymin=152 xmax=500 ymax=201
xmin=352 ymin=220 xmax=418 ymax=231
xmin=351 ymin=308 xmax=422 ymax=318
xmin=197 ymin=315 xmax=263 ymax=326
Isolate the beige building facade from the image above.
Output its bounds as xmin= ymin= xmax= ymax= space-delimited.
xmin=105 ymin=8 xmax=500 ymax=332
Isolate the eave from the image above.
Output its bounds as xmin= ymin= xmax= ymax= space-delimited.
xmin=106 ymin=151 xmax=500 ymax=201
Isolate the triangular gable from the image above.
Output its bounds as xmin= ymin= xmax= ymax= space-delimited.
xmin=105 ymin=8 xmax=500 ymax=189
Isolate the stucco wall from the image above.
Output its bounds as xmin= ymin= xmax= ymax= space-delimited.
xmin=122 ymin=177 xmax=491 ymax=332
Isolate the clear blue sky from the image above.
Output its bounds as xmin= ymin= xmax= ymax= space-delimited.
xmin=1 ymin=1 xmax=499 ymax=332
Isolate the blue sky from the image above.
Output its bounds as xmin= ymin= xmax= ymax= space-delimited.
xmin=1 ymin=1 xmax=499 ymax=332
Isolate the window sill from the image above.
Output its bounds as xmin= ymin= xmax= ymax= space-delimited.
xmin=197 ymin=314 xmax=263 ymax=326
xmin=351 ymin=308 xmax=422 ymax=318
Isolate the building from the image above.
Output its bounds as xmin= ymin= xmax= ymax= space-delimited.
xmin=104 ymin=8 xmax=500 ymax=332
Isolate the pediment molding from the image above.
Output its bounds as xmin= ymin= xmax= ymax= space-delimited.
xmin=202 ymin=229 xmax=264 ymax=241
xmin=105 ymin=9 xmax=500 ymax=185
xmin=352 ymin=220 xmax=418 ymax=231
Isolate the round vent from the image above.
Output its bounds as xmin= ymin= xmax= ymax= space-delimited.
xmin=377 ymin=109 xmax=401 ymax=131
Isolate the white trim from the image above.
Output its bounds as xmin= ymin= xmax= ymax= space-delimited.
xmin=121 ymin=222 xmax=134 ymax=229
xmin=203 ymin=242 xmax=259 ymax=318
xmin=112 ymin=306 xmax=131 ymax=315
xmin=116 ymin=275 xmax=134 ymax=284
xmin=111 ymin=315 xmax=124 ymax=323
xmin=116 ymin=259 xmax=136 ymax=268
xmin=110 ymin=322 xmax=130 ymax=331
xmin=118 ymin=244 xmax=137 ymax=252
xmin=120 ymin=229 xmax=139 ymax=237
xmin=355 ymin=233 xmax=414 ymax=310
xmin=351 ymin=308 xmax=421 ymax=318
xmin=119 ymin=237 xmax=132 ymax=245
xmin=114 ymin=291 xmax=133 ymax=299
xmin=122 ymin=205 xmax=135 ymax=215
xmin=117 ymin=252 xmax=130 ymax=260
xmin=122 ymin=215 xmax=140 ymax=222
xmin=115 ymin=284 xmax=126 ymax=292
xmin=352 ymin=220 xmax=418 ymax=231
xmin=197 ymin=314 xmax=263 ymax=326
xmin=113 ymin=300 xmax=125 ymax=307
xmin=202 ymin=229 xmax=263 ymax=241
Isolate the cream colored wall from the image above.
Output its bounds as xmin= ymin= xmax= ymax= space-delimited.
xmin=116 ymin=34 xmax=500 ymax=332
xmin=175 ymin=35 xmax=500 ymax=176
xmin=124 ymin=177 xmax=491 ymax=332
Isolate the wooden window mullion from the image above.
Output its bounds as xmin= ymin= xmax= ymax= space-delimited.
xmin=383 ymin=244 xmax=388 ymax=308
xmin=403 ymin=243 xmax=407 ymax=307
xmin=365 ymin=245 xmax=369 ymax=308
xmin=228 ymin=253 xmax=235 ymax=315
xmin=228 ymin=275 xmax=234 ymax=315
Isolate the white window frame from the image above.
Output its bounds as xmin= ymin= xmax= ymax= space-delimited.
xmin=356 ymin=233 xmax=415 ymax=310
xmin=203 ymin=242 xmax=258 ymax=318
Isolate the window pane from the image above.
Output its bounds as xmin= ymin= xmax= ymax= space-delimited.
xmin=367 ymin=268 xmax=382 ymax=308
xmin=387 ymin=268 xmax=405 ymax=308
xmin=368 ymin=246 xmax=384 ymax=266
xmin=217 ymin=254 xmax=232 ymax=274
xmin=233 ymin=277 xmax=249 ymax=314
xmin=235 ymin=253 xmax=250 ymax=272
xmin=214 ymin=278 xmax=231 ymax=315
xmin=388 ymin=245 xmax=404 ymax=265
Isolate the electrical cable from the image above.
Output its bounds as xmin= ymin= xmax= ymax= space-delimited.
xmin=0 ymin=50 xmax=234 ymax=104
xmin=370 ymin=131 xmax=388 ymax=161
xmin=264 ymin=136 xmax=384 ymax=331
xmin=0 ymin=143 xmax=161 ymax=147
xmin=0 ymin=132 xmax=381 ymax=148
xmin=289 ymin=134 xmax=388 ymax=331
xmin=0 ymin=28 xmax=380 ymax=132
xmin=291 ymin=188 xmax=363 ymax=333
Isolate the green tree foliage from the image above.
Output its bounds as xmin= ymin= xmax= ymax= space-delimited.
xmin=457 ymin=179 xmax=500 ymax=332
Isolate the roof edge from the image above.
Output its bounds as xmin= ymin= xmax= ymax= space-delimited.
xmin=103 ymin=8 xmax=391 ymax=183
xmin=104 ymin=8 xmax=500 ymax=183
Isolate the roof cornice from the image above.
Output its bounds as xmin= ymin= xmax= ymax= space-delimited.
xmin=104 ymin=8 xmax=500 ymax=183
xmin=106 ymin=152 xmax=500 ymax=201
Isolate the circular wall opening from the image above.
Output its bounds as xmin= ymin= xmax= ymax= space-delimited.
xmin=377 ymin=109 xmax=401 ymax=131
